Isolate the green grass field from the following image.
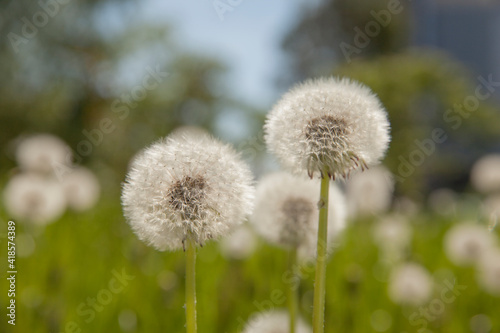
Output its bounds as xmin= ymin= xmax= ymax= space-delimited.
xmin=1 ymin=196 xmax=499 ymax=333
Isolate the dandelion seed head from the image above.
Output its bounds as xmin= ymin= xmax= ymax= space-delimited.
xmin=121 ymin=133 xmax=254 ymax=251
xmin=471 ymin=154 xmax=500 ymax=194
xmin=3 ymin=173 xmax=66 ymax=225
xmin=62 ymin=167 xmax=100 ymax=212
xmin=388 ymin=263 xmax=433 ymax=306
xmin=265 ymin=77 xmax=390 ymax=179
xmin=346 ymin=166 xmax=394 ymax=217
xmin=372 ymin=214 xmax=413 ymax=251
xmin=242 ymin=310 xmax=311 ymax=333
xmin=250 ymin=172 xmax=346 ymax=260
xmin=219 ymin=224 xmax=257 ymax=260
xmin=444 ymin=223 xmax=496 ymax=266
xmin=15 ymin=134 xmax=72 ymax=174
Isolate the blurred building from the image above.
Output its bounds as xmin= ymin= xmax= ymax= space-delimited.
xmin=412 ymin=0 xmax=500 ymax=101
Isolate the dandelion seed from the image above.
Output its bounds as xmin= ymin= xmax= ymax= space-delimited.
xmin=3 ymin=173 xmax=66 ymax=225
xmin=471 ymin=154 xmax=500 ymax=194
xmin=242 ymin=310 xmax=311 ymax=333
xmin=444 ymin=223 xmax=496 ymax=267
xmin=121 ymin=133 xmax=254 ymax=251
xmin=15 ymin=134 xmax=72 ymax=174
xmin=61 ymin=167 xmax=100 ymax=212
xmin=265 ymin=77 xmax=390 ymax=179
xmin=388 ymin=263 xmax=433 ymax=306
xmin=250 ymin=172 xmax=346 ymax=260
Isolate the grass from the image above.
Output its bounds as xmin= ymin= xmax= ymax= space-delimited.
xmin=0 ymin=197 xmax=499 ymax=333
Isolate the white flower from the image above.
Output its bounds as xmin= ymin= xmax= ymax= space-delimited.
xmin=121 ymin=133 xmax=254 ymax=251
xmin=470 ymin=154 xmax=500 ymax=194
xmin=219 ymin=224 xmax=257 ymax=260
xmin=15 ymin=134 xmax=72 ymax=174
xmin=61 ymin=167 xmax=100 ymax=211
xmin=428 ymin=188 xmax=458 ymax=216
xmin=250 ymin=172 xmax=346 ymax=260
xmin=242 ymin=310 xmax=311 ymax=333
xmin=346 ymin=166 xmax=394 ymax=217
xmin=3 ymin=173 xmax=66 ymax=225
xmin=388 ymin=263 xmax=433 ymax=306
xmin=477 ymin=248 xmax=500 ymax=296
xmin=372 ymin=215 xmax=412 ymax=253
xmin=444 ymin=223 xmax=496 ymax=266
xmin=265 ymin=77 xmax=390 ymax=179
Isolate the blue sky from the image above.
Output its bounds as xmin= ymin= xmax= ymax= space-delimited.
xmin=137 ymin=0 xmax=316 ymax=108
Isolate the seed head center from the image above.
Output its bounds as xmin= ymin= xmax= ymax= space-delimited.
xmin=168 ymin=175 xmax=206 ymax=220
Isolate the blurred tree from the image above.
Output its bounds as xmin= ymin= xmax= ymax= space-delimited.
xmin=0 ymin=0 xmax=245 ymax=191
xmin=281 ymin=0 xmax=410 ymax=84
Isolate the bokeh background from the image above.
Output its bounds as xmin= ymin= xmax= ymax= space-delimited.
xmin=1 ymin=0 xmax=500 ymax=332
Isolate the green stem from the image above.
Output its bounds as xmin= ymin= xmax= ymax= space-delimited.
xmin=312 ymin=175 xmax=330 ymax=333
xmin=288 ymin=247 xmax=298 ymax=333
xmin=185 ymin=237 xmax=197 ymax=333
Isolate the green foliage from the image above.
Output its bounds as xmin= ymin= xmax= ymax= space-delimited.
xmin=1 ymin=199 xmax=499 ymax=333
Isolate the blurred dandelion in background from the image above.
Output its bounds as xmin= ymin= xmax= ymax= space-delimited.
xmin=241 ymin=310 xmax=311 ymax=333
xmin=388 ymin=262 xmax=433 ymax=306
xmin=444 ymin=223 xmax=496 ymax=267
xmin=346 ymin=166 xmax=394 ymax=217
xmin=250 ymin=171 xmax=346 ymax=261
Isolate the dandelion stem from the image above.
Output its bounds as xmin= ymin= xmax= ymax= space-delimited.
xmin=288 ymin=247 xmax=298 ymax=333
xmin=185 ymin=237 xmax=197 ymax=333
xmin=313 ymin=174 xmax=330 ymax=333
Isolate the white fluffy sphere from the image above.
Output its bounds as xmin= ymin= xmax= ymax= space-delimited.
xmin=15 ymin=134 xmax=72 ymax=174
xmin=121 ymin=133 xmax=254 ymax=251
xmin=265 ymin=77 xmax=390 ymax=179
xmin=444 ymin=223 xmax=496 ymax=266
xmin=3 ymin=173 xmax=66 ymax=225
xmin=250 ymin=172 xmax=346 ymax=260
xmin=62 ymin=167 xmax=100 ymax=211
xmin=242 ymin=310 xmax=311 ymax=333
xmin=388 ymin=263 xmax=433 ymax=306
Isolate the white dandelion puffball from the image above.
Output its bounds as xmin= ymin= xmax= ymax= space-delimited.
xmin=220 ymin=224 xmax=257 ymax=260
xmin=121 ymin=133 xmax=254 ymax=251
xmin=61 ymin=167 xmax=100 ymax=211
xmin=3 ymin=173 xmax=66 ymax=225
xmin=372 ymin=215 xmax=413 ymax=251
xmin=388 ymin=263 xmax=433 ymax=306
xmin=265 ymin=77 xmax=390 ymax=179
xmin=444 ymin=223 xmax=496 ymax=267
xmin=250 ymin=172 xmax=346 ymax=260
xmin=471 ymin=154 xmax=500 ymax=194
xmin=346 ymin=166 xmax=394 ymax=217
xmin=242 ymin=310 xmax=311 ymax=333
xmin=15 ymin=134 xmax=72 ymax=174
xmin=477 ymin=249 xmax=500 ymax=296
